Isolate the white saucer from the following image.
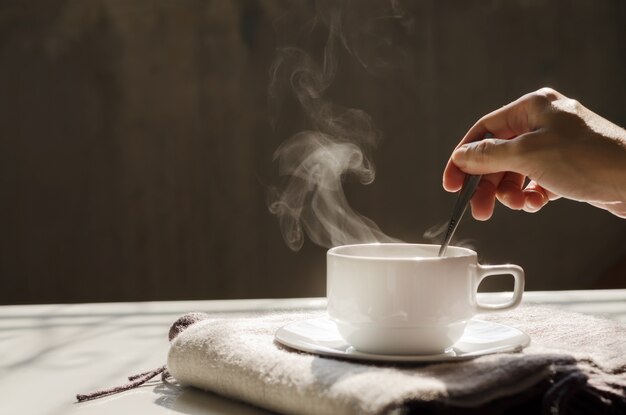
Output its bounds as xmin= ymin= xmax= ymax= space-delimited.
xmin=275 ymin=317 xmax=530 ymax=362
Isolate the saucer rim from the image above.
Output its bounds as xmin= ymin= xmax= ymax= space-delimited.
xmin=274 ymin=316 xmax=530 ymax=363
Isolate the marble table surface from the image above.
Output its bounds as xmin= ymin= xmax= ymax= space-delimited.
xmin=1 ymin=290 xmax=625 ymax=415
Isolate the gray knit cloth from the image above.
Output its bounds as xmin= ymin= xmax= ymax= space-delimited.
xmin=168 ymin=305 xmax=626 ymax=414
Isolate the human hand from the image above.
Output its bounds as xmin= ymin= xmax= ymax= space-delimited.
xmin=443 ymin=88 xmax=626 ymax=220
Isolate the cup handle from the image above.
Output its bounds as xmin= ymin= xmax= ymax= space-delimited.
xmin=475 ymin=264 xmax=525 ymax=312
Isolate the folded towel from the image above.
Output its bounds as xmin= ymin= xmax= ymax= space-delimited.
xmin=167 ymin=306 xmax=626 ymax=414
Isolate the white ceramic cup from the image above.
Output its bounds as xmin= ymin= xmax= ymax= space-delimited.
xmin=327 ymin=243 xmax=524 ymax=355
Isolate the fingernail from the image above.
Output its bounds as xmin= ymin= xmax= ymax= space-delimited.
xmin=524 ymin=200 xmax=540 ymax=213
xmin=524 ymin=190 xmax=545 ymax=212
xmin=452 ymin=145 xmax=469 ymax=164
xmin=526 ymin=189 xmax=546 ymax=202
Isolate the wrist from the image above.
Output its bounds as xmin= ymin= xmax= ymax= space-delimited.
xmin=614 ymin=136 xmax=626 ymax=204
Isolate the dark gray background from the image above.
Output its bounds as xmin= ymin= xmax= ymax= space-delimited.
xmin=1 ymin=0 xmax=625 ymax=304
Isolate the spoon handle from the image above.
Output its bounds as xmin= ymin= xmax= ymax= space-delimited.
xmin=438 ymin=132 xmax=493 ymax=257
xmin=438 ymin=174 xmax=481 ymax=257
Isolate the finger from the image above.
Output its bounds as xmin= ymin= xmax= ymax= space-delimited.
xmin=450 ymin=137 xmax=525 ymax=176
xmin=470 ymin=171 xmax=508 ymax=219
xmin=443 ymin=94 xmax=538 ymax=191
xmin=470 ymin=177 xmax=499 ymax=221
xmin=443 ymin=161 xmax=465 ymax=192
xmin=525 ymin=180 xmax=560 ymax=200
xmin=444 ymin=130 xmax=517 ymax=193
xmin=496 ymin=172 xmax=526 ymax=210
xmin=522 ymin=181 xmax=555 ymax=213
xmin=444 ymin=136 xmax=516 ymax=192
xmin=458 ymin=90 xmax=548 ymax=149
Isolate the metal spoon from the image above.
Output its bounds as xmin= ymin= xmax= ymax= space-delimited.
xmin=438 ymin=133 xmax=493 ymax=257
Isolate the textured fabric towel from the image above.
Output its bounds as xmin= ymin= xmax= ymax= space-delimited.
xmin=167 ymin=306 xmax=626 ymax=414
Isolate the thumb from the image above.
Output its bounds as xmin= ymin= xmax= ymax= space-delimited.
xmin=451 ymin=137 xmax=524 ymax=175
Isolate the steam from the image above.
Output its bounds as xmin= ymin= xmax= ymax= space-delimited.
xmin=268 ymin=2 xmax=403 ymax=251
xmin=422 ymin=221 xmax=478 ymax=252
xmin=422 ymin=222 xmax=448 ymax=243
xmin=269 ymin=131 xmax=397 ymax=250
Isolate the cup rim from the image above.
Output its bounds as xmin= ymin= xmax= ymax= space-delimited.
xmin=327 ymin=243 xmax=476 ymax=261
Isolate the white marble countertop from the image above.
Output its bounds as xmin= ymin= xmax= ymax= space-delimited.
xmin=1 ymin=290 xmax=625 ymax=415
